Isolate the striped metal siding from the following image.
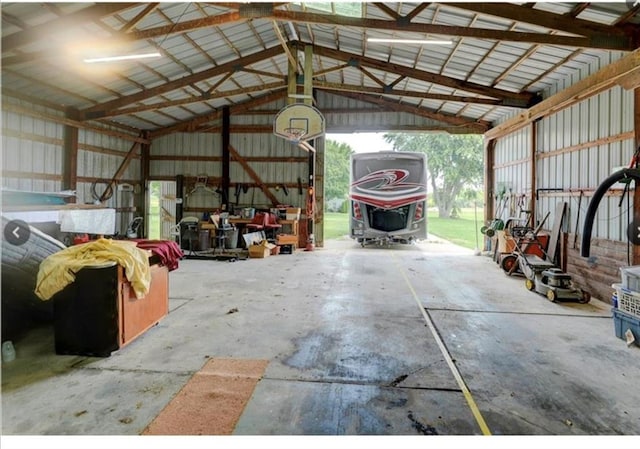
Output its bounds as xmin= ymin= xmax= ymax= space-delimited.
xmin=76 ymin=129 xmax=143 ymax=234
xmin=536 ymin=90 xmax=634 ymax=244
xmin=150 ymin=133 xmax=221 ymax=212
xmin=1 ymin=98 xmax=64 ymax=193
xmin=150 ymin=130 xmax=310 ymax=212
xmin=493 ymin=52 xmax=635 ymax=244
xmin=316 ymin=91 xmax=464 ymax=132
xmin=1 ymin=96 xmax=143 ymax=235
xmin=493 ymin=128 xmax=532 ymax=221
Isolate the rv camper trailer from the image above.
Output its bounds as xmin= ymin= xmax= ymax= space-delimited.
xmin=349 ymin=151 xmax=427 ymax=246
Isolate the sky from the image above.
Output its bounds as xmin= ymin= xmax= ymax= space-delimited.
xmin=326 ymin=132 xmax=395 ymax=153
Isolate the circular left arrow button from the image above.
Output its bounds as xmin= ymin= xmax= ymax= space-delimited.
xmin=4 ymin=219 xmax=31 ymax=246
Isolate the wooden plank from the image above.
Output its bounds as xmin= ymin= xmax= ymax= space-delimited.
xmin=227 ymin=145 xmax=279 ymax=206
xmin=99 ymin=139 xmax=141 ymax=202
xmin=546 ymin=202 xmax=567 ymax=265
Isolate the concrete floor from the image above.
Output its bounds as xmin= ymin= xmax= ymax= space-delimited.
xmin=2 ymin=236 xmax=640 ymax=442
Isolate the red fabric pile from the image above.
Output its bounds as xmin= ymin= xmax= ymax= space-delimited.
xmin=132 ymin=239 xmax=184 ymax=271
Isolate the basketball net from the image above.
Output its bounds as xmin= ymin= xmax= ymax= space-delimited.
xmin=284 ymin=127 xmax=307 ymax=144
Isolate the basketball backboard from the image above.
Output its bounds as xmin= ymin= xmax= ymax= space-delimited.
xmin=274 ymin=103 xmax=325 ymax=143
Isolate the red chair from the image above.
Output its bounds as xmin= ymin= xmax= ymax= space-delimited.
xmin=246 ymin=212 xmax=267 ymax=232
xmin=265 ymin=212 xmax=282 ymax=240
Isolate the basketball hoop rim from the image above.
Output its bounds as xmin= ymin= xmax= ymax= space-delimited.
xmin=283 ymin=127 xmax=307 ymax=143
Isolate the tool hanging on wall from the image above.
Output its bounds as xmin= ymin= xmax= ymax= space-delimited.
xmin=282 ymin=184 xmax=289 ymax=196
xmin=481 ymin=188 xmax=508 ymax=237
xmin=582 ymin=146 xmax=640 ymax=257
xmin=297 ymin=177 xmax=303 ymax=195
xmin=573 ymin=190 xmax=583 ymax=249
xmin=234 ymin=184 xmax=241 ymax=205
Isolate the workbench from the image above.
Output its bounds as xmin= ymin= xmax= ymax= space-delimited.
xmin=229 ymin=217 xmax=299 ymax=237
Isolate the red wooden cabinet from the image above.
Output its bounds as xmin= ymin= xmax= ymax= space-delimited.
xmin=119 ymin=264 xmax=168 ymax=348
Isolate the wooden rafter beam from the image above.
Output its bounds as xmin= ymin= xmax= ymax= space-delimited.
xmin=269 ymin=9 xmax=634 ymax=51
xmin=150 ymin=89 xmax=287 ymax=137
xmin=485 ymin=47 xmax=640 ymax=140
xmin=81 ymin=45 xmax=284 ymax=119
xmin=100 ymin=81 xmax=284 ymax=119
xmin=373 ymin=2 xmax=401 ymax=20
xmin=405 ymin=3 xmax=431 ymax=22
xmin=119 ymin=3 xmax=159 ymax=33
xmin=1 ymin=3 xmax=139 ymax=52
xmin=337 ymin=91 xmax=489 ymax=133
xmin=313 ymin=63 xmax=351 ymax=78
xmin=131 ymin=11 xmax=243 ymax=40
xmin=357 ymin=66 xmax=386 ymax=87
xmin=272 ymin=20 xmax=299 ymax=70
xmin=309 ymin=43 xmax=535 ymax=106
xmin=566 ymin=3 xmax=590 ymax=18
xmin=451 ymin=3 xmax=630 ymax=38
xmin=239 ymin=67 xmax=286 ymax=80
xmin=315 ymin=81 xmax=502 ymax=106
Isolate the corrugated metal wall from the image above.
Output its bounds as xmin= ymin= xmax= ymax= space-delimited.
xmin=2 ymin=97 xmax=64 ymax=193
xmin=492 ymin=127 xmax=532 ymax=221
xmin=318 ymin=91 xmax=458 ymax=132
xmin=1 ymin=96 xmax=144 ymax=235
xmin=150 ymin=122 xmax=310 ymax=213
xmin=491 ymin=52 xmax=636 ymax=303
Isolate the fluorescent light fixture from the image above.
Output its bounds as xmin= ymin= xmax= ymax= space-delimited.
xmin=367 ymin=38 xmax=453 ymax=45
xmin=83 ymin=52 xmax=162 ymax=63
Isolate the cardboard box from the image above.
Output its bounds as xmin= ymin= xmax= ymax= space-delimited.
xmin=277 ymin=234 xmax=298 ymax=246
xmin=248 ymin=240 xmax=276 ymax=258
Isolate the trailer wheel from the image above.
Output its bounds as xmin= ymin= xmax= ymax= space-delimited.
xmin=546 ymin=289 xmax=557 ymax=302
xmin=525 ymin=279 xmax=535 ymax=291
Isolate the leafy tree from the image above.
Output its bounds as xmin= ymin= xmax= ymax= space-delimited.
xmin=324 ymin=139 xmax=354 ymax=209
xmin=383 ymin=133 xmax=484 ymax=218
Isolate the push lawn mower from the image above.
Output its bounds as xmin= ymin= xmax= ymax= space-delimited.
xmin=523 ymin=267 xmax=590 ymax=303
xmin=500 ymin=217 xmax=590 ymax=304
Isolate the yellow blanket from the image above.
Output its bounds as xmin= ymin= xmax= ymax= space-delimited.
xmin=35 ymin=238 xmax=151 ymax=301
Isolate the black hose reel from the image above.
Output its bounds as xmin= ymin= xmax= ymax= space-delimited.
xmin=580 ymin=168 xmax=640 ymax=258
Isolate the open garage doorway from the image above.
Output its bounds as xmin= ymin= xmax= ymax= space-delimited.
xmin=146 ymin=180 xmax=177 ymax=240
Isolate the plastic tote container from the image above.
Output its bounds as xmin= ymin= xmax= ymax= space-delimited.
xmin=611 ymin=283 xmax=640 ymax=319
xmin=620 ymin=266 xmax=640 ymax=291
xmin=612 ymin=308 xmax=640 ymax=347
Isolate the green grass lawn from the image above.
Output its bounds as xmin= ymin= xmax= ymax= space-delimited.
xmin=323 ymin=207 xmax=485 ymax=250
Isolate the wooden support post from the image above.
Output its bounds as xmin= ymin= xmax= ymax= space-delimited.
xmin=530 ymin=121 xmax=537 ymax=226
xmin=222 ymin=105 xmax=230 ymax=211
xmin=484 ymin=138 xmax=496 ymax=226
xmin=287 ymin=43 xmax=297 ymax=106
xmin=304 ymin=45 xmax=313 ymax=107
xmin=63 ymin=107 xmax=79 ymax=201
xmin=633 ymin=87 xmax=640 ymax=265
xmin=141 ymin=131 xmax=151 ymax=238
